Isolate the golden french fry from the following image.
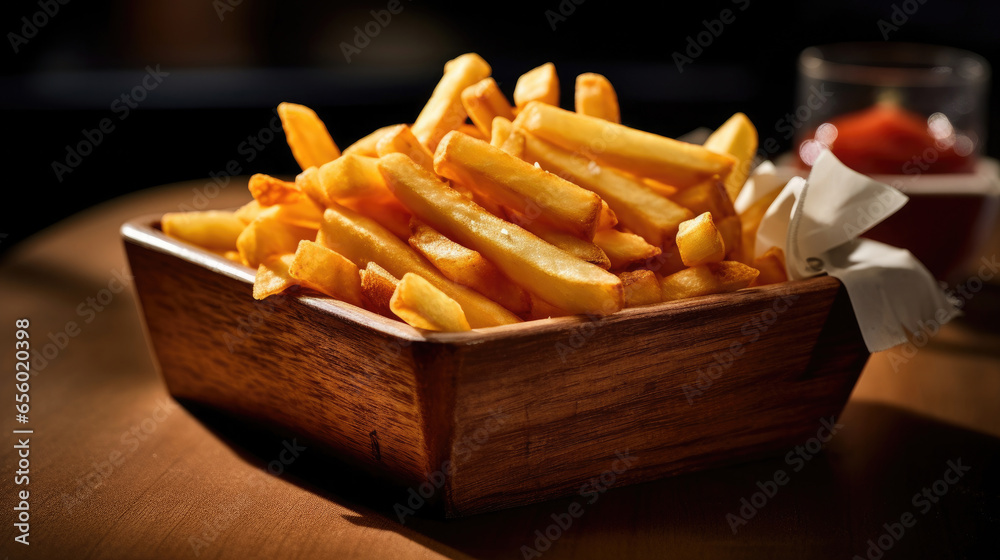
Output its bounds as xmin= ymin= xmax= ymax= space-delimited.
xmin=513 ymin=62 xmax=559 ymax=109
xmin=162 ymin=210 xmax=246 ymax=252
xmin=390 ymin=272 xmax=471 ymax=332
xmin=703 ymin=112 xmax=758 ymax=201
xmin=750 ymin=246 xmax=788 ymax=286
xmin=359 ymin=262 xmax=399 ymax=318
xmin=519 ymin=101 xmax=735 ymax=188
xmin=411 ymin=53 xmax=492 ymax=151
xmin=253 ymin=254 xmax=297 ymax=300
xmin=462 ymin=77 xmax=515 ymax=138
xmin=597 ymin=200 xmax=618 ymax=230
xmin=277 ymin=102 xmax=340 ymax=170
xmin=459 ymin=123 xmax=489 ymax=141
xmin=341 ymin=197 xmax=412 ymax=240
xmin=504 ymin=208 xmax=611 ymax=269
xmin=237 ymin=207 xmax=316 ymax=268
xmin=737 ymin=189 xmax=782 ymax=264
xmin=619 ymin=269 xmax=661 ymax=307
xmin=295 ymin=166 xmax=328 ymax=208
xmin=376 ymin=124 xmax=435 ymax=171
xmin=379 ymin=153 xmax=624 ymax=315
xmin=524 ymin=293 xmax=572 ymax=321
xmin=521 ymin=132 xmax=693 ymax=247
xmin=235 ymin=200 xmax=263 ymax=224
xmin=491 ymin=116 xmax=513 ymax=148
xmin=641 ymin=178 xmax=678 ymax=198
xmin=319 ymin=202 xmax=521 ymax=327
xmin=593 ymin=229 xmax=661 ymax=270
xmin=434 ymin=130 xmax=602 ymax=239
xmin=288 ymin=240 xmax=363 ymax=306
xmin=316 ymin=153 xmax=393 ymax=202
xmin=499 ymin=126 xmax=525 ymax=158
xmin=716 ymin=215 xmax=742 ymax=261
xmin=660 ymin=261 xmax=759 ymax=301
xmin=676 ymin=212 xmax=726 ymax=267
xmin=343 ymin=125 xmax=398 ymax=157
xmin=248 ymin=173 xmax=303 ymax=206
xmin=409 ymin=220 xmax=531 ymax=315
xmin=669 ymin=176 xmax=735 ymax=220
xmin=267 ymin=196 xmax=325 ymax=230
xmin=574 ymin=73 xmax=620 ymax=123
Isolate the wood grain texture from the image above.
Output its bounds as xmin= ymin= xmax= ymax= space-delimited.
xmin=124 ymin=215 xmax=868 ymax=516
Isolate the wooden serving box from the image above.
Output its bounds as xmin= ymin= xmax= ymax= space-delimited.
xmin=122 ymin=215 xmax=869 ymax=517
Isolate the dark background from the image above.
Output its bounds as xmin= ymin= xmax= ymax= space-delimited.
xmin=2 ymin=0 xmax=998 ymax=253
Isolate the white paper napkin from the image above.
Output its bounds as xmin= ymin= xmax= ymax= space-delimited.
xmin=746 ymin=150 xmax=960 ymax=352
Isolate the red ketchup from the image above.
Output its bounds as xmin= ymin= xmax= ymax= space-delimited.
xmin=796 ymin=103 xmax=976 ymax=175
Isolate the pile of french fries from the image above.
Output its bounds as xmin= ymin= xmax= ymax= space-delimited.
xmin=162 ymin=53 xmax=790 ymax=332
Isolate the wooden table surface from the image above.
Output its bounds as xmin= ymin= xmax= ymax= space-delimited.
xmin=2 ymin=180 xmax=998 ymax=559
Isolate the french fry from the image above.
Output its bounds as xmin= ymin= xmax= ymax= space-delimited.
xmin=669 ymin=176 xmax=735 ymax=220
xmin=574 ymin=73 xmax=620 ymax=123
xmin=660 ymin=261 xmax=759 ymax=301
xmin=237 ymin=206 xmax=316 ymax=268
xmin=619 ymin=269 xmax=661 ymax=307
xmin=459 ymin=123 xmax=489 ymax=142
xmin=641 ymin=178 xmax=678 ymax=198
xmin=524 ymin=293 xmax=573 ymax=320
xmin=266 ymin=196 xmax=325 ymax=230
xmin=521 ymin=132 xmax=693 ymax=247
xmin=513 ymin=62 xmax=559 ymax=109
xmin=288 ymin=240 xmax=363 ymax=306
xmin=505 ymin=209 xmax=611 ymax=269
xmin=248 ymin=173 xmax=303 ymax=206
xmin=499 ymin=126 xmax=525 ymax=158
xmin=375 ymin=124 xmax=435 ymax=171
xmin=597 ymin=200 xmax=618 ymax=230
xmin=491 ymin=116 xmax=513 ymax=148
xmin=359 ymin=262 xmax=399 ymax=318
xmin=593 ymin=230 xmax=661 ymax=270
xmin=716 ymin=215 xmax=743 ymax=261
xmin=434 ymin=131 xmax=602 ymax=239
xmin=343 ymin=125 xmax=398 ymax=157
xmin=162 ymin=210 xmax=245 ymax=252
xmin=703 ymin=112 xmax=758 ymax=201
xmin=319 ymin=202 xmax=521 ymax=327
xmin=391 ymin=272 xmax=471 ymax=332
xmin=253 ymin=254 xmax=297 ymax=300
xmin=676 ymin=212 xmax=726 ymax=267
xmin=379 ymin=153 xmax=624 ymax=315
xmin=750 ymin=246 xmax=788 ymax=286
xmin=411 ymin=53 xmax=492 ymax=151
xmin=737 ymin=189 xmax=782 ymax=263
xmin=518 ymin=101 xmax=735 ymax=188
xmin=409 ymin=220 xmax=531 ymax=315
xmin=317 ymin=153 xmax=393 ymax=202
xmin=235 ymin=200 xmax=264 ymax=224
xmin=277 ymin=102 xmax=340 ymax=170
xmin=295 ymin=166 xmax=327 ymax=208
xmin=341 ymin=197 xmax=412 ymax=240
xmin=462 ymin=77 xmax=515 ymax=138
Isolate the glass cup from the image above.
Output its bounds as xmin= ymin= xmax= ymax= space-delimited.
xmin=793 ymin=42 xmax=997 ymax=282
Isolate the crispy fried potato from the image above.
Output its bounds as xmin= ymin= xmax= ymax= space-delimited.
xmin=703 ymin=112 xmax=758 ymax=201
xmin=341 ymin=197 xmax=412 ymax=240
xmin=390 ymin=272 xmax=471 ymax=332
xmin=593 ymin=230 xmax=662 ymax=270
xmin=676 ymin=212 xmax=726 ymax=267
xmin=295 ymin=166 xmax=327 ymax=208
xmin=267 ymin=196 xmax=325 ymax=230
xmin=597 ymin=200 xmax=618 ymax=230
xmin=237 ymin=207 xmax=316 ymax=268
xmin=379 ymin=153 xmax=624 ymax=315
xmin=716 ymin=215 xmax=743 ymax=261
xmin=409 ymin=220 xmax=531 ymax=314
xmin=519 ymin=101 xmax=735 ymax=188
xmin=750 ymin=246 xmax=788 ymax=286
xmin=359 ymin=262 xmax=399 ymax=318
xmin=524 ymin=293 xmax=572 ymax=321
xmin=504 ymin=209 xmax=611 ymax=269
xmin=459 ymin=123 xmax=489 ymax=141
xmin=669 ymin=176 xmax=735 ymax=220
xmin=376 ymin=124 xmax=435 ymax=171
xmin=521 ymin=132 xmax=693 ymax=247
xmin=317 ymin=154 xmax=393 ymax=202
xmin=248 ymin=173 xmax=303 ymax=206
xmin=277 ymin=102 xmax=340 ymax=171
xmin=660 ymin=261 xmax=759 ymax=301
xmin=574 ymin=73 xmax=620 ymax=123
xmin=434 ymin=130 xmax=602 ymax=239
xmin=253 ymin=254 xmax=297 ymax=300
xmin=235 ymin=200 xmax=264 ymax=225
xmin=319 ymin=202 xmax=521 ymax=327
xmin=462 ymin=78 xmax=515 ymax=138
xmin=491 ymin=116 xmax=513 ymax=148
xmin=411 ymin=53 xmax=492 ymax=151
xmin=343 ymin=125 xmax=398 ymax=157
xmin=737 ymin=188 xmax=782 ymax=263
xmin=288 ymin=240 xmax=363 ymax=306
xmin=162 ymin=210 xmax=246 ymax=252
xmin=619 ymin=269 xmax=661 ymax=307
xmin=513 ymin=62 xmax=559 ymax=109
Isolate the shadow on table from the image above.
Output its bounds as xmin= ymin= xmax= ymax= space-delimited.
xmin=185 ymin=399 xmax=1000 ymax=560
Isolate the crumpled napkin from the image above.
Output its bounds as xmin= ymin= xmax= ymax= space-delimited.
xmin=742 ymin=150 xmax=959 ymax=352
